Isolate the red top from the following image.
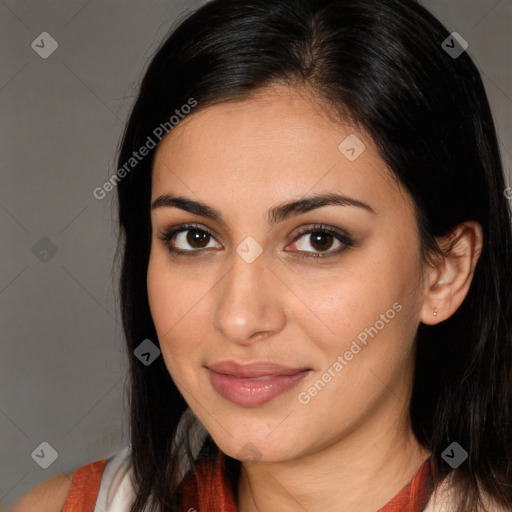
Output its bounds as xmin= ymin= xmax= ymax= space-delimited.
xmin=62 ymin=458 xmax=107 ymax=512
xmin=61 ymin=452 xmax=433 ymax=512
xmin=179 ymin=452 xmax=434 ymax=512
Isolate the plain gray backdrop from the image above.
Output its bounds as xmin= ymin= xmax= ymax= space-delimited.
xmin=1 ymin=0 xmax=511 ymax=507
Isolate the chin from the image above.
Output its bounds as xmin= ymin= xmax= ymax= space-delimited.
xmin=209 ymin=430 xmax=302 ymax=465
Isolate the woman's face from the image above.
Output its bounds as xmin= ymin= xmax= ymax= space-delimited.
xmin=147 ymin=84 xmax=430 ymax=463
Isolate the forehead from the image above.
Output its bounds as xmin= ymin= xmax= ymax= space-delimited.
xmin=151 ymin=85 xmax=406 ymax=215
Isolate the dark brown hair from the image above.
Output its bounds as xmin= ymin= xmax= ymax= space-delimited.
xmin=114 ymin=0 xmax=512 ymax=510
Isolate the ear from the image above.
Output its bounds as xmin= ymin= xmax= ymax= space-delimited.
xmin=419 ymin=221 xmax=483 ymax=325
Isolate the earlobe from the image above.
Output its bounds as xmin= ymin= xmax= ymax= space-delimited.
xmin=419 ymin=221 xmax=483 ymax=326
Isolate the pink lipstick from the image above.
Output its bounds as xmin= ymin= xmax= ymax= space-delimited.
xmin=207 ymin=360 xmax=311 ymax=407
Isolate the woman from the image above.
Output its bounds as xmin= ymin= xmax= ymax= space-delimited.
xmin=12 ymin=0 xmax=512 ymax=510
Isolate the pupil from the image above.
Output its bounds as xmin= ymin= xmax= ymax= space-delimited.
xmin=311 ymin=232 xmax=332 ymax=251
xmin=187 ymin=230 xmax=209 ymax=248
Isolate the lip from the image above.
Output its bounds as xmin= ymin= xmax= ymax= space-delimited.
xmin=207 ymin=360 xmax=311 ymax=407
xmin=207 ymin=360 xmax=310 ymax=378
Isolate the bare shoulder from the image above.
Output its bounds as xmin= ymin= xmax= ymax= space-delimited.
xmin=9 ymin=472 xmax=73 ymax=512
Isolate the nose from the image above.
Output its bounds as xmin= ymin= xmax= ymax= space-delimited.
xmin=212 ymin=247 xmax=287 ymax=345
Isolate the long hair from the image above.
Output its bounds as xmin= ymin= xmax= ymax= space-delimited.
xmin=114 ymin=0 xmax=512 ymax=510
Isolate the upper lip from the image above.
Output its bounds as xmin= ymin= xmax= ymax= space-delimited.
xmin=207 ymin=360 xmax=310 ymax=378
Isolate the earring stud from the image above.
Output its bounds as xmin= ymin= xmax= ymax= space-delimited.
xmin=433 ymin=307 xmax=438 ymax=316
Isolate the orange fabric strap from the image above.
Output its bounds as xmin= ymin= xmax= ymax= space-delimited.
xmin=375 ymin=457 xmax=434 ymax=512
xmin=180 ymin=453 xmax=434 ymax=512
xmin=180 ymin=452 xmax=238 ymax=512
xmin=61 ymin=458 xmax=108 ymax=512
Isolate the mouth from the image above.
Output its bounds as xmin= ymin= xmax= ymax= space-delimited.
xmin=206 ymin=360 xmax=312 ymax=407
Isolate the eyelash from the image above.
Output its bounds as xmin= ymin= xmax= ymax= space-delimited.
xmin=156 ymin=223 xmax=354 ymax=259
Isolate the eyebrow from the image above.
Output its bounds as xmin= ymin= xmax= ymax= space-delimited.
xmin=151 ymin=192 xmax=376 ymax=226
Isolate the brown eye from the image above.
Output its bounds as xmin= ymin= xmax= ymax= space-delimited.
xmin=308 ymin=232 xmax=335 ymax=252
xmin=286 ymin=224 xmax=354 ymax=259
xmin=158 ymin=224 xmax=222 ymax=254
xmin=186 ymin=229 xmax=211 ymax=248
xmin=292 ymin=230 xmax=343 ymax=254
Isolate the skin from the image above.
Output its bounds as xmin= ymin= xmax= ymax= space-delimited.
xmin=147 ymin=83 xmax=483 ymax=512
xmin=9 ymin=472 xmax=73 ymax=512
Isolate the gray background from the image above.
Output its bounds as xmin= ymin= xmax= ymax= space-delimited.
xmin=0 ymin=0 xmax=510 ymax=507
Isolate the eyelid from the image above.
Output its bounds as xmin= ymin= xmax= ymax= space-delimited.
xmin=286 ymin=224 xmax=354 ymax=258
xmin=157 ymin=222 xmax=354 ymax=258
xmin=156 ymin=222 xmax=220 ymax=254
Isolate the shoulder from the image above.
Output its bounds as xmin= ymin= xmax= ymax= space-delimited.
xmin=9 ymin=472 xmax=73 ymax=512
xmin=9 ymin=452 xmax=116 ymax=512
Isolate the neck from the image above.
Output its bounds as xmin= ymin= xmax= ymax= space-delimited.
xmin=236 ymin=392 xmax=431 ymax=512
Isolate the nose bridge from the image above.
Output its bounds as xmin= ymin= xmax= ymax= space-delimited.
xmin=212 ymin=247 xmax=286 ymax=343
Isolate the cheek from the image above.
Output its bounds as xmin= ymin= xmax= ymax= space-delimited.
xmin=295 ymin=242 xmax=421 ymax=359
xmin=147 ymin=254 xmax=193 ymax=362
xmin=147 ymin=248 xmax=199 ymax=331
xmin=147 ymin=254 xmax=173 ymax=335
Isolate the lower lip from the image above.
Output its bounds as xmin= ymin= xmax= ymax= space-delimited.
xmin=207 ymin=368 xmax=311 ymax=407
